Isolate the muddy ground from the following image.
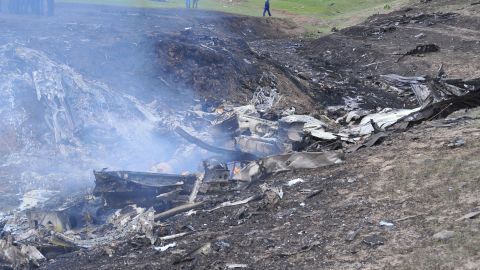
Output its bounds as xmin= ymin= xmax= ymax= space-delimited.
xmin=2 ymin=0 xmax=480 ymax=269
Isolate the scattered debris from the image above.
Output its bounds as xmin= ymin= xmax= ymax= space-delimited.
xmin=2 ymin=2 xmax=480 ymax=269
xmin=346 ymin=177 xmax=357 ymax=183
xmin=93 ymin=170 xmax=197 ymax=209
xmin=154 ymin=242 xmax=177 ymax=252
xmin=233 ymin=152 xmax=344 ymax=182
xmin=414 ymin=33 xmax=426 ymax=39
xmin=362 ymin=235 xmax=385 ymax=248
xmin=206 ymin=195 xmax=263 ymax=212
xmin=347 ymin=131 xmax=389 ymax=152
xmin=174 ymin=127 xmax=258 ymax=161
xmin=397 ymin=44 xmax=440 ymax=62
xmin=154 ymin=202 xmax=206 ymax=221
xmin=158 ymin=232 xmax=191 ymax=241
xmin=251 ymin=87 xmax=279 ymax=113
xmin=0 ymin=238 xmax=46 ymax=268
xmin=285 ymin=178 xmax=305 ymax=187
xmin=226 ymin=263 xmax=249 ymax=269
xmin=379 ymin=220 xmax=395 ymax=228
xmin=178 ymin=242 xmax=213 ymax=263
xmin=347 ymin=108 xmax=420 ymax=136
xmin=306 ymin=190 xmax=323 ymax=199
xmin=447 ymin=137 xmax=465 ymax=148
xmin=260 ymin=184 xmax=284 ymax=199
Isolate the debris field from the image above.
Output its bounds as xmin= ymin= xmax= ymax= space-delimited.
xmin=1 ymin=0 xmax=480 ymax=269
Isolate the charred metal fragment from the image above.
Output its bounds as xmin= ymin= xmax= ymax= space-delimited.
xmin=25 ymin=195 xmax=103 ymax=233
xmin=202 ymin=160 xmax=230 ymax=182
xmin=405 ymin=88 xmax=480 ymax=123
xmin=347 ymin=132 xmax=390 ymax=152
xmin=397 ymin=44 xmax=440 ymax=62
xmin=174 ymin=126 xmax=258 ymax=161
xmin=93 ymin=170 xmax=197 ymax=209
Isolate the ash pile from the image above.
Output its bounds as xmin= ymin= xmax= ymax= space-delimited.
xmin=1 ymin=71 xmax=480 ymax=269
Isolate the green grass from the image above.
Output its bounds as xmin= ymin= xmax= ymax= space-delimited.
xmin=59 ymin=0 xmax=410 ymax=33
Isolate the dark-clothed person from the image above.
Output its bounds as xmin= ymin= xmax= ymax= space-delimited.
xmin=263 ymin=0 xmax=271 ymax=17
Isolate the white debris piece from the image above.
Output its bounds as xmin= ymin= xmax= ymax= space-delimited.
xmin=154 ymin=242 xmax=177 ymax=252
xmin=20 ymin=245 xmax=46 ymax=263
xmin=286 ymin=178 xmax=305 ymax=187
xmin=345 ymin=109 xmax=371 ymax=123
xmin=275 ymin=187 xmax=284 ymax=199
xmin=348 ymin=108 xmax=421 ymax=135
xmin=379 ymin=220 xmax=394 ymax=227
xmin=233 ymin=104 xmax=259 ymax=117
xmin=280 ymin=115 xmax=327 ymax=132
xmin=309 ymin=130 xmax=338 ymax=140
xmin=185 ymin=209 xmax=197 ymax=216
xmin=251 ymin=87 xmax=279 ymax=112
xmin=226 ymin=263 xmax=248 ymax=269
xmin=207 ymin=195 xmax=261 ymax=212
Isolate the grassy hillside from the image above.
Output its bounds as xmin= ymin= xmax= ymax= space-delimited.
xmin=59 ymin=0 xmax=410 ymax=34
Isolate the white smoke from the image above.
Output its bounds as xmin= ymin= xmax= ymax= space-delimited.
xmin=0 ymin=43 xmax=187 ymax=196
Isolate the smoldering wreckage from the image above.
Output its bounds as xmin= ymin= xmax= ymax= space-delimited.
xmin=2 ymin=3 xmax=480 ymax=268
xmin=1 ymin=67 xmax=480 ymax=268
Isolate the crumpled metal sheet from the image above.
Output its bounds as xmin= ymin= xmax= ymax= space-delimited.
xmin=405 ymin=89 xmax=480 ymax=122
xmin=309 ymin=130 xmax=339 ymax=140
xmin=175 ymin=126 xmax=258 ymax=161
xmin=233 ymin=151 xmax=344 ymax=182
xmin=0 ymin=238 xmax=45 ymax=268
xmin=53 ymin=208 xmax=156 ymax=249
xmin=279 ymin=115 xmax=327 ymax=132
xmin=93 ymin=170 xmax=197 ymax=209
xmin=237 ymin=115 xmax=277 ymax=137
xmin=278 ymin=114 xmax=328 ymax=143
xmin=347 ymin=132 xmax=390 ymax=152
xmin=347 ymin=108 xmax=421 ymax=136
xmin=343 ymin=75 xmax=480 ymax=152
xmin=235 ymin=135 xmax=283 ymax=157
xmin=94 ymin=170 xmax=191 ymax=189
xmin=381 ymin=74 xmax=472 ymax=108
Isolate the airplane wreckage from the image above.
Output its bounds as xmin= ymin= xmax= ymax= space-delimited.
xmin=1 ymin=72 xmax=480 ymax=268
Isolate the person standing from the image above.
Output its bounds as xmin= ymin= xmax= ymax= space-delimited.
xmin=263 ymin=0 xmax=271 ymax=17
xmin=185 ymin=0 xmax=190 ymax=8
xmin=192 ymin=0 xmax=199 ymax=8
